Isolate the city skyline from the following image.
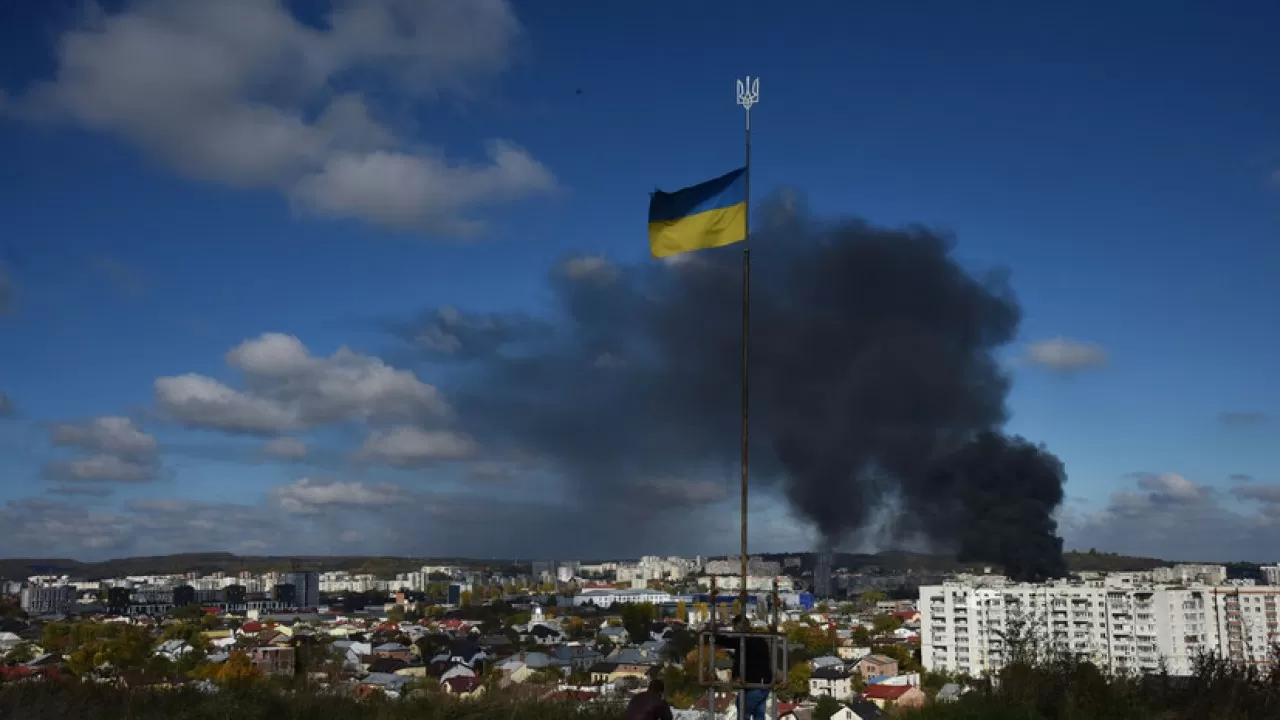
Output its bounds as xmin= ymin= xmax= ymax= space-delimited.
xmin=2 ymin=0 xmax=1280 ymax=562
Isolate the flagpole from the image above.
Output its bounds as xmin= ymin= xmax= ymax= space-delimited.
xmin=735 ymin=76 xmax=758 ymax=625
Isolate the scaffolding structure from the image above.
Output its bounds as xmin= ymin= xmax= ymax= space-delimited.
xmin=694 ymin=576 xmax=789 ymax=719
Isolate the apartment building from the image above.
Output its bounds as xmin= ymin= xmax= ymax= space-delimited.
xmin=19 ymin=585 xmax=77 ymax=615
xmin=920 ymin=577 xmax=1219 ymax=677
xmin=1211 ymin=586 xmax=1280 ymax=666
xmin=1261 ymin=565 xmax=1280 ymax=587
xmin=1151 ymin=564 xmax=1228 ymax=586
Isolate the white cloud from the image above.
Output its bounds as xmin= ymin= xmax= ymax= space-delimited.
xmin=44 ymin=455 xmax=156 ymax=483
xmin=156 ymin=332 xmax=451 ymax=434
xmin=270 ymin=477 xmax=406 ymax=514
xmin=1063 ymin=472 xmax=1280 ymax=561
xmin=291 ymin=142 xmax=555 ymax=234
xmin=155 ymin=373 xmax=302 ymax=433
xmin=50 ymin=416 xmax=157 ymax=457
xmin=44 ymin=416 xmax=160 ymax=482
xmin=1022 ymin=336 xmax=1108 ymax=373
xmin=262 ymin=436 xmax=308 ymax=460
xmin=13 ymin=0 xmax=553 ymax=234
xmin=356 ymin=426 xmax=476 ymax=466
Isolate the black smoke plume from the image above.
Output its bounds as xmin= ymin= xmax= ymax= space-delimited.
xmin=400 ymin=193 xmax=1068 ymax=581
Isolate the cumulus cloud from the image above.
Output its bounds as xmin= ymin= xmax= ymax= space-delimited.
xmin=51 ymin=416 xmax=157 ymax=457
xmin=270 ymin=477 xmax=407 ymax=514
xmin=44 ymin=416 xmax=160 ymax=482
xmin=1064 ymin=472 xmax=1280 ymax=561
xmin=262 ymin=436 xmax=308 ymax=460
xmin=155 ymin=332 xmax=451 ymax=434
xmin=1220 ymin=411 xmax=1267 ymax=428
xmin=12 ymin=0 xmax=554 ymax=234
xmin=355 ymin=426 xmax=475 ymax=466
xmin=1022 ymin=337 xmax=1108 ymax=373
xmin=43 ymin=455 xmax=157 ymax=483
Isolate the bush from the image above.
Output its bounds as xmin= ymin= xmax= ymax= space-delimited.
xmin=0 ymin=681 xmax=626 ymax=720
xmin=903 ymin=652 xmax=1280 ymax=720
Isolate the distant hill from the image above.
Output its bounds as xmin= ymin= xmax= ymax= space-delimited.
xmin=0 ymin=553 xmax=528 ymax=581
xmin=0 ymin=549 xmax=1178 ymax=582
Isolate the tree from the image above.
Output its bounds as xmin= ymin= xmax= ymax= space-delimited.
xmin=851 ymin=626 xmax=872 ymax=646
xmin=170 ymin=603 xmax=204 ymax=622
xmin=872 ymin=613 xmax=902 ymax=636
xmin=200 ymin=649 xmax=261 ymax=688
xmin=676 ymin=599 xmax=687 ymax=622
xmin=620 ymin=602 xmax=656 ymax=644
xmin=387 ymin=605 xmax=406 ymax=623
xmin=859 ymin=590 xmax=888 ymax=609
xmin=5 ymin=643 xmax=35 ymax=664
xmin=784 ymin=662 xmax=811 ymax=699
xmin=813 ymin=695 xmax=843 ymax=720
xmin=460 ymin=591 xmax=473 ymax=608
xmin=663 ymin=627 xmax=696 ymax=663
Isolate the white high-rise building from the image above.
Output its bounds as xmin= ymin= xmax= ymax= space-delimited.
xmin=20 ymin=585 xmax=77 ymax=615
xmin=1260 ymin=565 xmax=1280 ymax=587
xmin=920 ymin=577 xmax=1224 ymax=677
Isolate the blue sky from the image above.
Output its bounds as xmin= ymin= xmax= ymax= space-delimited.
xmin=1 ymin=0 xmax=1278 ymax=562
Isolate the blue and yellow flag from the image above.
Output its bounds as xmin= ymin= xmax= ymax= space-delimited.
xmin=648 ymin=167 xmax=747 ymax=258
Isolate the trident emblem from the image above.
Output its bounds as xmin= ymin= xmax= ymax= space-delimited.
xmin=736 ymin=76 xmax=759 ymax=111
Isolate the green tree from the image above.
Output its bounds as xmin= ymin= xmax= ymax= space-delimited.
xmin=851 ymin=626 xmax=872 ymax=646
xmin=784 ymin=662 xmax=811 ymax=699
xmin=871 ymin=613 xmax=902 ymax=636
xmin=387 ymin=605 xmax=406 ymax=623
xmin=620 ymin=602 xmax=657 ymax=644
xmin=170 ymin=603 xmax=204 ymax=622
xmin=859 ymin=590 xmax=888 ymax=609
xmin=813 ymin=695 xmax=843 ymax=720
xmin=5 ymin=643 xmax=35 ymax=664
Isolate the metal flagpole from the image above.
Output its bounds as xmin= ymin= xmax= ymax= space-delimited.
xmin=735 ymin=75 xmax=758 ymax=720
xmin=735 ymin=75 xmax=758 ymax=622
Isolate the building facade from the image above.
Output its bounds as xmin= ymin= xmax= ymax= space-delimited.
xmin=920 ymin=578 xmax=1224 ymax=677
xmin=278 ymin=571 xmax=320 ymax=609
xmin=19 ymin=585 xmax=76 ymax=615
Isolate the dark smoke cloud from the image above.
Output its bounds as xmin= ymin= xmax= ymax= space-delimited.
xmin=400 ymin=193 xmax=1068 ymax=580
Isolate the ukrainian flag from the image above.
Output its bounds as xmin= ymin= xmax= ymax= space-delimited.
xmin=648 ymin=167 xmax=747 ymax=258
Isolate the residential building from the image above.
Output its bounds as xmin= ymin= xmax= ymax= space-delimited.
xmin=1210 ymin=586 xmax=1280 ymax=665
xmin=705 ymin=557 xmax=781 ymax=577
xmin=919 ymin=577 xmax=1233 ymax=677
xmin=809 ymin=666 xmax=854 ymax=699
xmin=19 ymin=585 xmax=76 ymax=615
xmin=572 ymin=588 xmax=674 ymax=606
xmin=1152 ymin=564 xmax=1228 ymax=586
xmin=863 ymin=684 xmax=926 ymax=709
xmin=855 ymin=654 xmax=899 ymax=680
xmin=249 ymin=646 xmax=295 ymax=677
xmin=1261 ymin=565 xmax=1280 ymax=587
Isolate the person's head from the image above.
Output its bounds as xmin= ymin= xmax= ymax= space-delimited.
xmin=649 ymin=678 xmax=665 ymax=696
